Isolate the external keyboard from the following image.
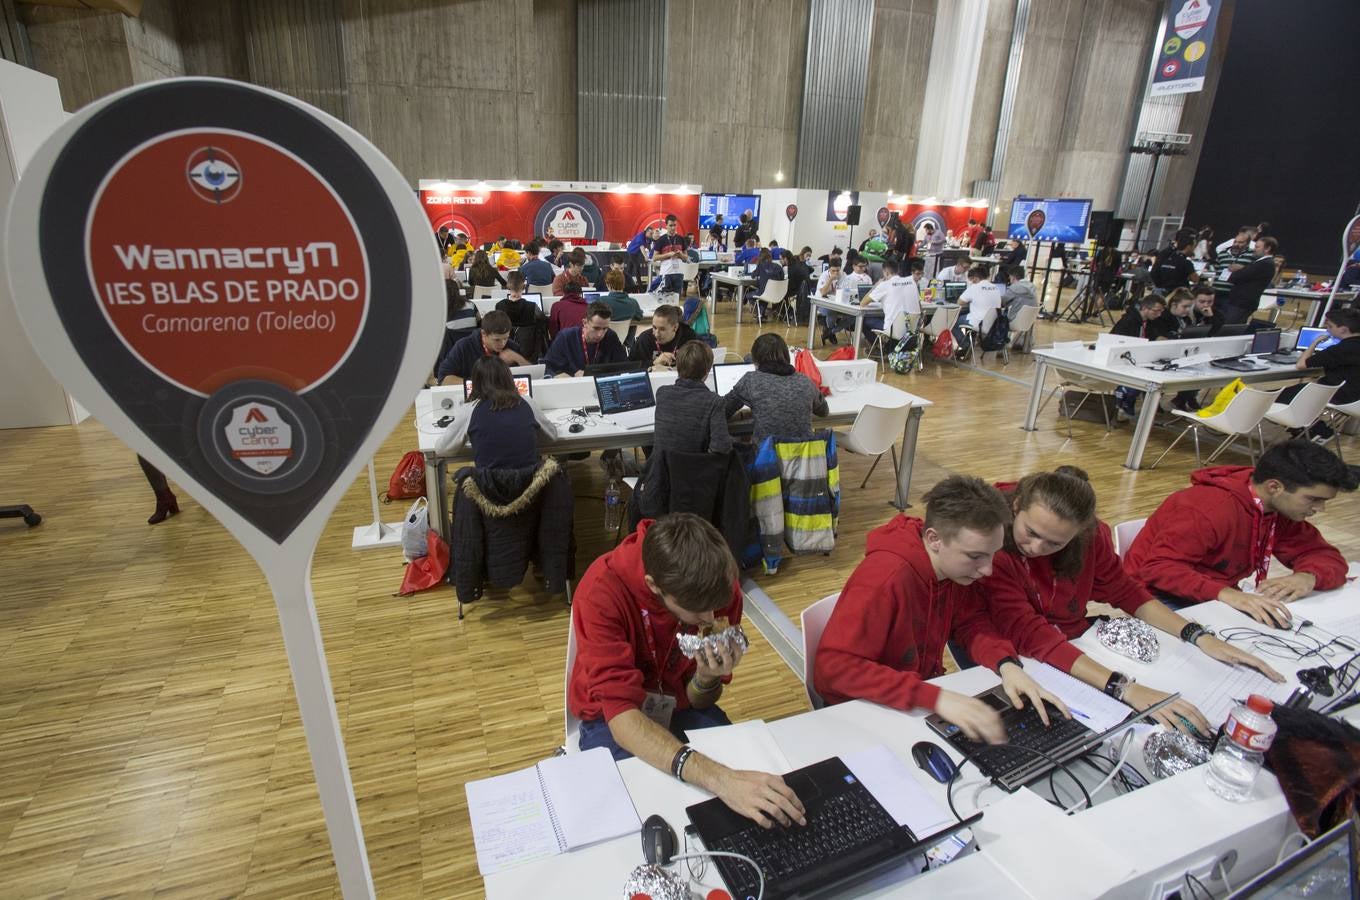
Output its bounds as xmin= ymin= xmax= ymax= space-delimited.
xmin=956 ymin=702 xmax=1090 ymax=778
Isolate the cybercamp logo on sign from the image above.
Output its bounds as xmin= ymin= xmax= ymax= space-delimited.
xmin=534 ymin=193 xmax=604 ymax=241
xmin=226 ymin=403 xmax=293 ymax=474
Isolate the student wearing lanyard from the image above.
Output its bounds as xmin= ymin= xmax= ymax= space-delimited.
xmin=568 ymin=514 xmax=807 ymax=828
xmin=975 ymin=468 xmax=1283 ymax=735
xmin=813 ymin=476 xmax=1070 ymax=745
xmin=435 ymin=310 xmax=529 ymax=384
xmin=541 ymin=300 xmax=627 ymax=377
xmin=1123 ymin=440 xmax=1357 ymax=627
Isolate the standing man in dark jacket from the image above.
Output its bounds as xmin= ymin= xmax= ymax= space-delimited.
xmin=1152 ymin=233 xmax=1195 ymax=292
xmin=1221 ymin=236 xmax=1278 ymax=324
xmin=787 ymin=246 xmax=814 ymax=323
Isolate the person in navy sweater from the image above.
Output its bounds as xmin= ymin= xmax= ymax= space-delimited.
xmin=434 ymin=356 xmax=557 ymax=469
xmin=542 ymin=301 xmax=627 ymax=377
xmin=626 ymin=226 xmax=655 ymax=283
xmin=436 ymin=311 xmax=529 ymax=383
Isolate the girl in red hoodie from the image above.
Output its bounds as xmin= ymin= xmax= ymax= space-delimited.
xmin=979 ymin=468 xmax=1283 ymax=735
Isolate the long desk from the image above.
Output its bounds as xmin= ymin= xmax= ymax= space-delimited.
xmin=1262 ymin=287 xmax=1357 ymax=328
xmin=415 ymin=359 xmax=931 ymax=539
xmin=710 ymin=271 xmax=757 ymax=321
xmin=1021 ymin=341 xmax=1312 ymax=470
xmin=470 ymin=291 xmax=663 ymax=321
xmin=483 ymin=577 xmax=1360 ymax=898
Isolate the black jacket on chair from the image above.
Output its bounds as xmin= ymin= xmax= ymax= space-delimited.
xmin=450 ymin=456 xmax=574 ymax=604
xmin=628 ymin=449 xmax=751 ymax=562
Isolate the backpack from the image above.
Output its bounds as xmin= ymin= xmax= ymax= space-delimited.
xmin=931 ymin=328 xmax=955 ymax=359
xmin=950 ymin=323 xmax=973 ymax=360
xmin=385 ymin=450 xmax=427 ymax=502
xmin=980 ymin=312 xmax=1011 ymax=351
xmin=887 ymin=334 xmax=919 ymax=374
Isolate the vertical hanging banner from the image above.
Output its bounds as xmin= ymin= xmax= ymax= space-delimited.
xmin=3 ymin=79 xmax=444 ymax=899
xmin=1150 ymin=0 xmax=1221 ymax=96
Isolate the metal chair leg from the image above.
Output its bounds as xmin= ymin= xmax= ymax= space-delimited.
xmin=860 ymin=453 xmax=882 ymax=489
xmin=1192 ymin=425 xmax=1202 ymax=466
xmin=1203 ymin=431 xmax=1237 ymax=464
xmin=1150 ymin=424 xmax=1193 ymax=469
xmin=890 ymin=446 xmax=899 ymax=483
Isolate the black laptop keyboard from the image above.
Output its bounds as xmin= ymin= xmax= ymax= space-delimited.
xmin=955 ymin=702 xmax=1091 ymax=779
xmin=708 ymin=790 xmax=900 ymax=896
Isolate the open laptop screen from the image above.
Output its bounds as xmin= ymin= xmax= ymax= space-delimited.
xmin=594 ymin=371 xmax=654 ymax=415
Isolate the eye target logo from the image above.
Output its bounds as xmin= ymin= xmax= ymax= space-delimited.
xmin=185 ymin=146 xmax=242 ymax=203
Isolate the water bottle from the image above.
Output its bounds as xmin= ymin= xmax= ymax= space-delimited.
xmin=604 ymin=479 xmax=622 ymax=532
xmin=1205 ymin=694 xmax=1277 ymax=801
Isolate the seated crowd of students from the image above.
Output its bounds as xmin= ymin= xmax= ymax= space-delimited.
xmin=567 ymin=440 xmax=1356 ymax=827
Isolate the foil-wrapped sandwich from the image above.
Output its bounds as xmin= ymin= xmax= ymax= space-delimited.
xmin=1096 ymin=617 xmax=1161 ymax=664
xmin=1143 ymin=730 xmax=1211 ymax=780
xmin=676 ymin=624 xmax=750 ymax=660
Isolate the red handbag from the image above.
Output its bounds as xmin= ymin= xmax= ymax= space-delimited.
xmin=794 ymin=349 xmax=831 ymax=396
xmin=825 ymin=346 xmax=856 ymax=362
xmin=396 ymin=529 xmax=449 ymax=595
xmin=931 ymin=329 xmax=956 ymax=359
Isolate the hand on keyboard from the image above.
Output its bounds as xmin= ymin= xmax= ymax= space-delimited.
xmin=715 ymin=769 xmax=807 ymax=829
xmin=935 ymin=689 xmax=1007 ymax=744
xmin=999 ymin=663 xmax=1071 ymax=726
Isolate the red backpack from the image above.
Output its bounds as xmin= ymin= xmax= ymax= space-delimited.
xmin=385 ymin=451 xmax=426 ymax=502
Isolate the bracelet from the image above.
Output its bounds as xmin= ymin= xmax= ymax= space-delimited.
xmin=692 ymin=675 xmax=721 ymax=693
xmin=1180 ymin=623 xmax=1209 ymax=645
xmin=997 ymin=656 xmax=1023 ymax=672
xmin=672 ymin=746 xmax=696 ymax=783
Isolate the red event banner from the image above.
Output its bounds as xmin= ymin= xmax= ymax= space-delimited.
xmin=885 ymin=201 xmax=990 ymax=238
xmin=420 ymin=188 xmax=700 ymax=246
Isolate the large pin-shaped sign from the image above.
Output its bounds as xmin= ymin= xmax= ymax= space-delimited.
xmin=4 ymin=79 xmax=443 ymax=898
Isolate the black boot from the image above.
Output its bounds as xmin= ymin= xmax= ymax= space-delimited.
xmin=148 ymin=489 xmax=179 ymax=525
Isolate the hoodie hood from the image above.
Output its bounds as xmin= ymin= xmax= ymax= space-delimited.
xmin=1007 ymin=281 xmax=1037 ymax=300
xmin=866 ymin=515 xmax=928 ymax=566
xmin=1189 ymin=465 xmax=1259 ymax=515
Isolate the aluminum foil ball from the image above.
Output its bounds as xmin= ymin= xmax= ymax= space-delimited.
xmin=623 ymin=863 xmax=689 ymax=900
xmin=1096 ymin=617 xmax=1161 ymax=664
xmin=1143 ymin=730 xmax=1211 ymax=780
xmin=677 ymin=624 xmax=750 ymax=660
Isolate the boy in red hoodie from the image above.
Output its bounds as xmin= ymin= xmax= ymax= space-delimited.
xmin=569 ymin=513 xmax=805 ymax=828
xmin=979 ymin=468 xmax=1282 ymax=735
xmin=1123 ymin=440 xmax=1356 ymax=627
xmin=813 ymin=475 xmax=1069 ymax=744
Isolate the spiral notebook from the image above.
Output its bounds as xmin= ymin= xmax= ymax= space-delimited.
xmin=465 ymin=747 xmax=641 ymax=876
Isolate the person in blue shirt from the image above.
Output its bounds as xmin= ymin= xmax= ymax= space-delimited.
xmin=734 ymin=239 xmax=761 ymax=266
xmin=436 ymin=310 xmax=530 ymax=383
xmin=520 ymin=241 xmax=555 ymax=288
xmin=752 ymin=249 xmax=785 ymax=295
xmin=768 ymin=240 xmax=785 ymax=260
xmin=626 ymin=227 xmax=654 ymax=283
xmin=542 ymin=301 xmax=627 ymax=377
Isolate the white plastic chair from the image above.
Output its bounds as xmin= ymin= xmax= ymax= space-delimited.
xmin=838 ymin=403 xmax=911 ymax=503
xmin=866 ymin=311 xmax=922 ymax=373
xmin=472 ymin=284 xmax=496 ymax=299
xmin=563 ymin=617 xmax=581 ymax=753
xmin=680 ymin=261 xmax=700 ymax=288
xmin=754 ymin=279 xmax=791 ymax=326
xmin=1264 ymin=381 xmax=1342 ymax=435
xmin=800 ymin=593 xmax=841 ymax=709
xmin=959 ymin=307 xmax=998 ymax=365
xmin=919 ymin=305 xmax=960 ymax=371
xmin=1004 ymin=305 xmax=1040 ymax=363
xmin=1035 ymin=368 xmax=1121 ymax=439
xmin=1112 ymin=518 xmax=1146 ymax=558
xmin=1150 ymin=387 xmax=1284 ymax=469
xmin=1323 ymin=394 xmax=1360 ymax=461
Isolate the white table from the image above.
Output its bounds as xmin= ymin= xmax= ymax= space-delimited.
xmin=416 ymin=361 xmax=931 ymax=538
xmin=807 ymin=296 xmax=875 ymax=357
xmin=1021 ymin=343 xmax=1311 ymax=470
xmin=710 ymin=271 xmax=756 ymax=321
xmin=1262 ymin=287 xmax=1357 ymax=328
xmin=483 ymin=580 xmax=1360 ymax=899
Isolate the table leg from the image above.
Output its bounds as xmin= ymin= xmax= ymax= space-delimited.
xmin=735 ymin=281 xmax=744 ymax=324
xmin=894 ymin=406 xmax=923 ymax=509
xmin=424 ymin=455 xmax=448 ymax=540
xmin=1125 ymin=385 xmax=1163 ymax=470
xmin=1022 ymin=360 xmax=1049 ymax=430
xmin=807 ymin=304 xmax=816 ymax=350
xmin=851 ymin=314 xmax=863 ymax=360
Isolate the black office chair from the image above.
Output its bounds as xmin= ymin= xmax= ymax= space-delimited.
xmin=2 ymin=504 xmax=42 ymax=527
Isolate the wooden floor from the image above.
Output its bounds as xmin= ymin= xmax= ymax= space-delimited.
xmin=1 ymin=292 xmax=1355 ymax=898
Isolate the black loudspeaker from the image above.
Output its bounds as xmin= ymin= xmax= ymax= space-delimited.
xmin=845 ymin=204 xmax=861 ymax=226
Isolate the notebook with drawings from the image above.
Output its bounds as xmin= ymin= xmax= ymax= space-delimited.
xmin=465 ymin=747 xmax=641 ymax=876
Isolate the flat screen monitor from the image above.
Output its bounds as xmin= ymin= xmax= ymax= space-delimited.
xmin=520 ymin=292 xmax=543 ymax=310
xmin=699 ymin=250 xmax=718 ymax=262
xmin=582 ymin=290 xmax=606 ymax=303
xmin=464 ymin=374 xmax=531 ymax=401
xmin=1249 ymin=329 xmax=1281 ymax=355
xmin=711 ymin=362 xmax=754 ymax=395
xmin=1218 ymin=323 xmax=1250 ymax=337
xmin=1007 ymin=197 xmax=1093 ymax=242
xmin=1298 ymin=326 xmax=1340 ymax=352
xmin=1226 ymin=820 xmax=1355 ymax=899
xmin=699 ymin=193 xmax=761 ymax=229
xmin=594 ymin=371 xmax=655 ymax=415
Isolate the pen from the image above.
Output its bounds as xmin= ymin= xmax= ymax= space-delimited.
xmin=1069 ymin=707 xmax=1091 ymax=721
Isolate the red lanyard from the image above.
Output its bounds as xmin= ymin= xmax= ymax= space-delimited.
xmin=1247 ymin=490 xmax=1277 ymax=587
xmin=638 ymin=609 xmax=679 ymax=693
xmin=1020 ymin=556 xmax=1059 ymax=613
xmin=580 ymin=328 xmax=599 ymax=367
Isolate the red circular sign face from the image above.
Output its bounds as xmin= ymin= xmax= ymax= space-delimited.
xmin=87 ymin=131 xmax=369 ymax=395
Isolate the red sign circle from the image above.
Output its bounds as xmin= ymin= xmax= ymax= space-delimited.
xmin=87 ymin=131 xmax=369 ymax=396
xmin=1161 ymin=60 xmax=1180 ymax=78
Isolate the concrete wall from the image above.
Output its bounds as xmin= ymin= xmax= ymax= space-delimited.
xmin=22 ymin=5 xmax=134 ymax=111
xmin=660 ymin=0 xmax=807 ymax=193
xmin=856 ymin=0 xmax=936 ymax=193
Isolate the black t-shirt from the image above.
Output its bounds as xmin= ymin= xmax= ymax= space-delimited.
xmin=1309 ymin=335 xmax=1360 ymax=404
xmin=1152 ymin=248 xmax=1194 ymax=290
xmin=495 ymin=297 xmax=542 ymax=328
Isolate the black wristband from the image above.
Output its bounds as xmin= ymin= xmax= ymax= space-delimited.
xmin=1180 ymin=623 xmax=1206 ymax=645
xmin=670 ymin=744 xmax=691 ymax=779
xmin=997 ymin=656 xmax=1023 ymax=672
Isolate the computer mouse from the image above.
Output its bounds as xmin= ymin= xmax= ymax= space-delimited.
xmin=640 ymin=813 xmax=676 ymax=865
xmin=569 ymin=422 xmax=584 ymax=433
xmin=911 ymin=741 xmax=959 ymax=784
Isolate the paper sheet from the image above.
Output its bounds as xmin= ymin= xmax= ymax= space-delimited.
xmin=1023 ymin=659 xmax=1133 ymax=732
xmin=684 ymin=720 xmax=793 ymax=775
xmin=465 ymin=767 xmax=561 ymax=876
xmin=536 ymin=747 xmax=641 ymax=852
xmin=1156 ymin=649 xmax=1294 ymax=726
xmin=841 ymin=744 xmax=955 ymax=838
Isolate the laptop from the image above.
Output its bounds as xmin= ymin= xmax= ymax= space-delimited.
xmin=510 ymin=364 xmax=546 ymax=380
xmin=584 ymin=359 xmax=648 ymax=377
xmin=687 ymin=756 xmax=983 ymax=900
xmin=582 ymin=290 xmax=606 ymax=303
xmin=1212 ymin=329 xmax=1281 ymax=371
xmin=1226 ymin=819 xmax=1356 ymax=899
xmin=1217 ymin=323 xmax=1250 ymax=337
xmin=700 ymin=249 xmax=718 ymax=262
xmin=1264 ymin=330 xmax=1305 ymax=364
xmin=593 ymin=370 xmax=656 ymax=429
xmin=926 ymin=688 xmax=1180 ymax=792
xmin=1178 ymin=324 xmax=1212 ymax=339
xmin=464 ymin=373 xmax=531 ymax=401
xmin=710 ymin=362 xmax=755 ymax=395
xmin=519 ymin=292 xmax=543 ymax=311
xmin=1295 ymin=325 xmax=1341 ymax=354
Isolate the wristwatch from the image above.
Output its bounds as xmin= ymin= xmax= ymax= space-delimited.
xmin=1103 ymin=671 xmax=1133 ymax=701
